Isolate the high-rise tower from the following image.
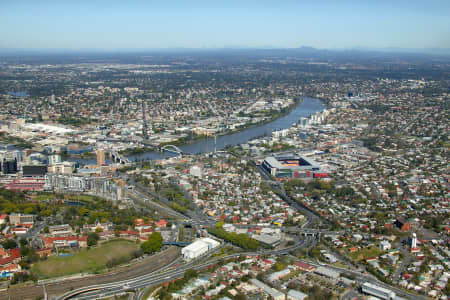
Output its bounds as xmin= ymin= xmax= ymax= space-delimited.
xmin=96 ymin=149 xmax=105 ymax=167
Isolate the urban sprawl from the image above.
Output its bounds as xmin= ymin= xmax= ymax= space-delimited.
xmin=0 ymin=50 xmax=448 ymax=300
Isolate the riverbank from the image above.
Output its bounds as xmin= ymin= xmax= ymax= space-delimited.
xmin=130 ymin=98 xmax=304 ymax=152
xmin=126 ymin=97 xmax=325 ymax=161
xmin=231 ymin=97 xmax=303 ymax=134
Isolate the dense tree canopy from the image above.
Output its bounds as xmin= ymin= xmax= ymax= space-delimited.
xmin=140 ymin=232 xmax=163 ymax=254
xmin=208 ymin=226 xmax=259 ymax=250
xmin=87 ymin=232 xmax=99 ymax=246
xmin=2 ymin=239 xmax=17 ymax=250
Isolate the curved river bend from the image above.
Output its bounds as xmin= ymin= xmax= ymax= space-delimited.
xmin=130 ymin=97 xmax=325 ymax=161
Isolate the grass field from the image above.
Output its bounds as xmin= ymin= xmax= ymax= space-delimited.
xmin=348 ymin=246 xmax=383 ymax=261
xmin=32 ymin=239 xmax=140 ymax=278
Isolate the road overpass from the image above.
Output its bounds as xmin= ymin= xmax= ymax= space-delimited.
xmin=108 ymin=150 xmax=131 ymax=164
xmin=58 ymin=237 xmax=310 ymax=300
xmin=56 ymin=234 xmax=424 ymax=300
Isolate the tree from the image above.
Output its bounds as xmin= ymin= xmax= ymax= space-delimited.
xmin=86 ymin=232 xmax=99 ymax=246
xmin=140 ymin=232 xmax=163 ymax=254
xmin=216 ymin=221 xmax=224 ymax=229
xmin=273 ymin=262 xmax=285 ymax=271
xmin=2 ymin=239 xmax=17 ymax=249
xmin=235 ymin=294 xmax=247 ymax=300
xmin=78 ymin=207 xmax=90 ymax=216
xmin=19 ymin=238 xmax=28 ymax=248
xmin=443 ymin=282 xmax=450 ymax=297
xmin=183 ymin=269 xmax=197 ymax=281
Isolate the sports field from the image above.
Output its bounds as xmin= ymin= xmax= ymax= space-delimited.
xmin=32 ymin=239 xmax=140 ymax=278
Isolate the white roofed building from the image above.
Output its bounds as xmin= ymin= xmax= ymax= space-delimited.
xmin=181 ymin=238 xmax=220 ymax=260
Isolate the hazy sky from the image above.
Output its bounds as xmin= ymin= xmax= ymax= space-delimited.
xmin=1 ymin=0 xmax=449 ymax=50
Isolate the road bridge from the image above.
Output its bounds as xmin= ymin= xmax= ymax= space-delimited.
xmin=160 ymin=145 xmax=184 ymax=156
xmin=163 ymin=241 xmax=190 ymax=247
xmin=108 ymin=150 xmax=131 ymax=164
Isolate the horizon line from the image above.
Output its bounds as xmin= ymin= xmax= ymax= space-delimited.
xmin=0 ymin=46 xmax=449 ymax=56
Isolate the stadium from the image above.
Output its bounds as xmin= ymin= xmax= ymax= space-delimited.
xmin=262 ymin=155 xmax=328 ymax=180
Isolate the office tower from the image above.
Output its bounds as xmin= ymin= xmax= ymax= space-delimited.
xmin=96 ymin=149 xmax=105 ymax=167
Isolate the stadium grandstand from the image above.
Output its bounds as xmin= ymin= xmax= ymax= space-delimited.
xmin=262 ymin=155 xmax=328 ymax=180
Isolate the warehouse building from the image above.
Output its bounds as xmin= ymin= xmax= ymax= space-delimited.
xmin=262 ymin=155 xmax=328 ymax=180
xmin=361 ymin=282 xmax=396 ymax=300
xmin=181 ymin=238 xmax=220 ymax=260
xmin=314 ymin=266 xmax=340 ymax=279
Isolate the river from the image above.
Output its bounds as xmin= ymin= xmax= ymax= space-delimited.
xmin=129 ymin=96 xmax=325 ymax=161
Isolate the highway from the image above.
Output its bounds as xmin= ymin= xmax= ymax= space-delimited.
xmin=254 ymin=163 xmax=323 ymax=228
xmin=57 ymin=234 xmax=425 ymax=300
xmin=128 ymin=189 xmax=186 ymax=220
xmin=58 ymin=237 xmax=311 ymax=300
xmin=233 ymin=224 xmax=345 ymax=236
xmin=46 ymin=160 xmax=423 ymax=300
xmin=55 ymin=163 xmax=330 ymax=300
xmin=320 ymin=263 xmax=427 ymax=300
xmin=130 ymin=179 xmax=213 ymax=227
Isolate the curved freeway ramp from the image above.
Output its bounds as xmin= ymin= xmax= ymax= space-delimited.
xmin=59 ymin=239 xmax=308 ymax=299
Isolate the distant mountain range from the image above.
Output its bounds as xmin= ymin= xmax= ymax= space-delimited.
xmin=348 ymin=47 xmax=450 ymax=56
xmin=0 ymin=46 xmax=449 ymax=57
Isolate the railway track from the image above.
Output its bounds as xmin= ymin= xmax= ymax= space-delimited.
xmin=0 ymin=247 xmax=180 ymax=300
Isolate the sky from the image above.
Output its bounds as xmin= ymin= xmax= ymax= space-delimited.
xmin=0 ymin=0 xmax=449 ymax=50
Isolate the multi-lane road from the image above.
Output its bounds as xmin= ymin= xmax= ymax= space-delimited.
xmin=3 ymin=160 xmax=425 ymax=300
xmin=58 ymin=233 xmax=426 ymax=300
xmin=58 ymin=237 xmax=312 ymax=300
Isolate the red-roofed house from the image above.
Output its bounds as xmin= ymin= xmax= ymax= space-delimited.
xmin=36 ymin=248 xmax=52 ymax=258
xmin=155 ymin=219 xmax=167 ymax=228
xmin=0 ymin=214 xmax=7 ymax=225
xmin=139 ymin=228 xmax=154 ymax=237
xmin=9 ymin=248 xmax=21 ymax=260
xmin=348 ymin=247 xmax=359 ymax=253
xmin=0 ymin=248 xmax=8 ymax=258
xmin=0 ymin=248 xmax=21 ymax=266
xmin=294 ymin=261 xmax=316 ymax=272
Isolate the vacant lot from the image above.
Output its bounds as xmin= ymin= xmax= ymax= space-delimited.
xmin=348 ymin=246 xmax=383 ymax=261
xmin=32 ymin=239 xmax=140 ymax=278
